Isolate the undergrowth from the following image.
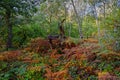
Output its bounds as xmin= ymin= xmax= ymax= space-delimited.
xmin=0 ymin=38 xmax=120 ymax=80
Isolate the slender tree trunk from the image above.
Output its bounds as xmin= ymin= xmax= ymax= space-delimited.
xmin=103 ymin=1 xmax=106 ymax=28
xmin=69 ymin=22 xmax=71 ymax=37
xmin=94 ymin=5 xmax=103 ymax=49
xmin=93 ymin=5 xmax=101 ymax=43
xmin=5 ymin=11 xmax=12 ymax=50
xmin=64 ymin=2 xmax=67 ymax=31
xmin=103 ymin=1 xmax=106 ymax=18
xmin=71 ymin=0 xmax=83 ymax=39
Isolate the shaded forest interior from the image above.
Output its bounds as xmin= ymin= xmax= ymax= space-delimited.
xmin=0 ymin=0 xmax=120 ymax=80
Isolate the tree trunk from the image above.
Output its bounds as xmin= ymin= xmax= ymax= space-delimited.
xmin=103 ymin=1 xmax=106 ymax=18
xmin=71 ymin=0 xmax=83 ymax=39
xmin=103 ymin=1 xmax=106 ymax=26
xmin=5 ymin=11 xmax=12 ymax=50
xmin=64 ymin=2 xmax=67 ymax=31
xmin=69 ymin=22 xmax=71 ymax=37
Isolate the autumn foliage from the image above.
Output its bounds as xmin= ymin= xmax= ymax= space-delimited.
xmin=0 ymin=38 xmax=120 ymax=80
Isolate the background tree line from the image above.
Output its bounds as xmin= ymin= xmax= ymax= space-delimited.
xmin=0 ymin=0 xmax=120 ymax=52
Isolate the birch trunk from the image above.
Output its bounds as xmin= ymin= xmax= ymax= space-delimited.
xmin=71 ymin=0 xmax=83 ymax=39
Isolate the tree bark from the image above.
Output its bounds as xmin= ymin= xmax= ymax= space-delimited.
xmin=5 ymin=11 xmax=12 ymax=50
xmin=71 ymin=0 xmax=83 ymax=39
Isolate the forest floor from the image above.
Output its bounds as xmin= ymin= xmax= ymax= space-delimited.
xmin=0 ymin=37 xmax=120 ymax=80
